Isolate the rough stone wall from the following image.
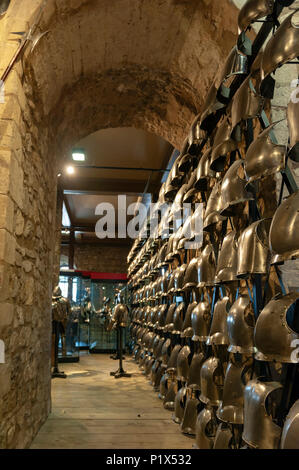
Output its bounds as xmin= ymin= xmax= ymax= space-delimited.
xmin=60 ymin=244 xmax=129 ymax=274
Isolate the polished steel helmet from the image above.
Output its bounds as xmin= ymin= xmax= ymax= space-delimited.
xmin=215 ymin=231 xmax=238 ymax=284
xmin=237 ymin=219 xmax=271 ymax=278
xmin=242 ymin=378 xmax=283 ymax=449
xmin=181 ymin=301 xmax=198 ymax=338
xmin=213 ymin=423 xmax=233 ymax=449
xmin=280 ymin=399 xmax=299 ymax=449
xmin=238 ymin=0 xmax=274 ymax=33
xmin=261 ymin=11 xmax=299 ymax=86
xmin=173 ymin=386 xmax=187 ymax=424
xmin=244 ymin=123 xmax=286 ymax=183
xmin=183 ymin=257 xmax=200 ymax=290
xmin=220 ymin=160 xmax=254 ymax=216
xmin=161 ymin=338 xmax=172 ymax=367
xmin=195 ymin=148 xmax=216 ymax=191
xmin=197 ymin=243 xmax=217 ymax=287
xmin=215 ymin=46 xmax=248 ymax=98
xmin=183 ymin=170 xmax=200 ymax=204
xmin=287 ymin=99 xmax=299 ymax=162
xmin=231 ymin=75 xmax=264 ymax=130
xmin=174 ymin=264 xmax=187 ymax=294
xmin=191 ymin=301 xmax=211 ymax=342
xmin=156 ymin=243 xmax=169 ymax=270
xmin=206 ymin=297 xmax=231 ymax=346
xmin=217 ymin=356 xmax=253 ymax=425
xmin=176 ymin=345 xmax=191 ymax=382
xmin=254 ymin=292 xmax=299 ymax=363
xmin=199 ymin=80 xmax=226 ymax=132
xmin=210 ymin=117 xmax=238 ymax=172
xmin=199 ymin=357 xmax=224 ymax=406
xmin=178 ymin=153 xmax=198 ymax=173
xmin=227 ymin=294 xmax=256 ymax=354
xmin=269 ymin=190 xmax=299 ymax=264
xmin=180 ymin=389 xmax=199 ymax=435
xmin=172 ymin=302 xmax=186 ymax=335
xmin=187 ymin=351 xmax=205 ymax=390
xmin=194 ymin=407 xmax=217 ymax=449
xmin=112 ymin=303 xmax=129 ymax=327
xmin=203 ymin=181 xmax=226 ymax=231
xmin=157 ymin=303 xmax=168 ymax=331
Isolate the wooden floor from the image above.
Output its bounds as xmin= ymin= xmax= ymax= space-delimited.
xmin=31 ymin=354 xmax=194 ymax=449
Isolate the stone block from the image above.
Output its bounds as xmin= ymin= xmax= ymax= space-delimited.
xmin=0 ymin=229 xmax=16 ymax=265
xmin=0 ymin=303 xmax=13 ymax=328
xmin=0 ymin=195 xmax=14 ymax=233
xmin=0 ymin=364 xmax=11 ymax=398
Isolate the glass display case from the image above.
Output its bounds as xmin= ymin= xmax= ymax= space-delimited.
xmin=89 ymin=279 xmax=129 ymax=353
xmin=57 ymin=270 xmax=82 ymax=362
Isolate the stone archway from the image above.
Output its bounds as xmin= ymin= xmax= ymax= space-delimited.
xmin=0 ymin=0 xmax=238 ymax=448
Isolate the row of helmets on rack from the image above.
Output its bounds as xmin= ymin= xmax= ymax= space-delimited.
xmin=128 ymin=0 xmax=299 ymax=450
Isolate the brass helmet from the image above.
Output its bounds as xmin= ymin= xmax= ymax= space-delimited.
xmin=195 ymin=148 xmax=216 ymax=191
xmin=238 ymin=0 xmax=274 ymax=33
xmin=269 ymin=190 xmax=299 ymax=264
xmin=215 ymin=231 xmax=238 ymax=284
xmin=280 ymin=399 xmax=299 ymax=449
xmin=242 ymin=378 xmax=283 ymax=449
xmin=261 ymin=11 xmax=299 ymax=87
xmin=244 ymin=123 xmax=286 ymax=183
xmin=220 ymin=160 xmax=254 ymax=217
xmin=210 ymin=117 xmax=238 ymax=172
xmin=237 ymin=219 xmax=271 ymax=278
xmin=254 ymin=292 xmax=299 ymax=363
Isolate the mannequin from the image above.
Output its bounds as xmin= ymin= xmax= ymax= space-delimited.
xmin=51 ymin=285 xmax=71 ymax=378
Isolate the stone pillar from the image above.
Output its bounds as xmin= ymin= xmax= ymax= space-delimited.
xmin=52 ymin=187 xmax=63 ymax=288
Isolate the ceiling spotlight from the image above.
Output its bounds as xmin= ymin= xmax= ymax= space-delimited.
xmin=66 ymin=165 xmax=75 ymax=175
xmin=72 ymin=149 xmax=86 ymax=161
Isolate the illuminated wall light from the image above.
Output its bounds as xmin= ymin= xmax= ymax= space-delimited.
xmin=66 ymin=165 xmax=75 ymax=175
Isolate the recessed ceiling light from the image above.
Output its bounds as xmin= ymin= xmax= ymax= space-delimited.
xmin=72 ymin=149 xmax=86 ymax=161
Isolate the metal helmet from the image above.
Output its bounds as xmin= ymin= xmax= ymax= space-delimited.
xmin=217 ymin=356 xmax=253 ymax=425
xmin=237 ymin=219 xmax=271 ymax=278
xmin=199 ymin=80 xmax=226 ymax=132
xmin=197 ymin=244 xmax=217 ymax=287
xmin=166 ymin=344 xmax=182 ymax=373
xmin=242 ymin=378 xmax=283 ymax=449
xmin=280 ymin=399 xmax=299 ymax=449
xmin=231 ymin=75 xmax=264 ymax=130
xmin=180 ymin=388 xmax=199 ymax=435
xmin=227 ymin=294 xmax=256 ymax=354
xmin=194 ymin=407 xmax=217 ymax=449
xmin=172 ymin=302 xmax=186 ymax=335
xmin=287 ymin=99 xmax=299 ymax=162
xmin=176 ymin=345 xmax=191 ymax=382
xmin=220 ymin=160 xmax=254 ymax=217
xmin=183 ymin=258 xmax=200 ymax=290
xmin=163 ymin=371 xmax=178 ymax=411
xmin=206 ymin=297 xmax=231 ymax=346
xmin=254 ymin=292 xmax=299 ymax=363
xmin=174 ymin=264 xmax=187 ymax=295
xmin=161 ymin=338 xmax=172 ymax=367
xmin=215 ymin=46 xmax=248 ymax=97
xmin=163 ymin=302 xmax=177 ymax=333
xmin=173 ymin=386 xmax=187 ymax=425
xmin=215 ymin=231 xmax=238 ymax=284
xmin=112 ymin=303 xmax=129 ymax=327
xmin=269 ymin=190 xmax=299 ymax=264
xmin=157 ymin=303 xmax=168 ymax=331
xmin=210 ymin=117 xmax=238 ymax=172
xmin=261 ymin=11 xmax=299 ymax=86
xmin=183 ymin=170 xmax=200 ymax=203
xmin=181 ymin=301 xmax=197 ymax=338
xmin=199 ymin=357 xmax=224 ymax=406
xmin=177 ymin=153 xmax=198 ymax=173
xmin=213 ymin=423 xmax=234 ymax=449
xmin=156 ymin=243 xmax=168 ymax=270
xmin=203 ymin=181 xmax=226 ymax=231
xmin=53 ymin=285 xmax=62 ymax=297
xmin=195 ymin=148 xmax=216 ymax=191
xmin=244 ymin=123 xmax=286 ymax=183
xmin=187 ymin=351 xmax=205 ymax=390
xmin=238 ymin=0 xmax=274 ymax=33
xmin=191 ymin=301 xmax=211 ymax=342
